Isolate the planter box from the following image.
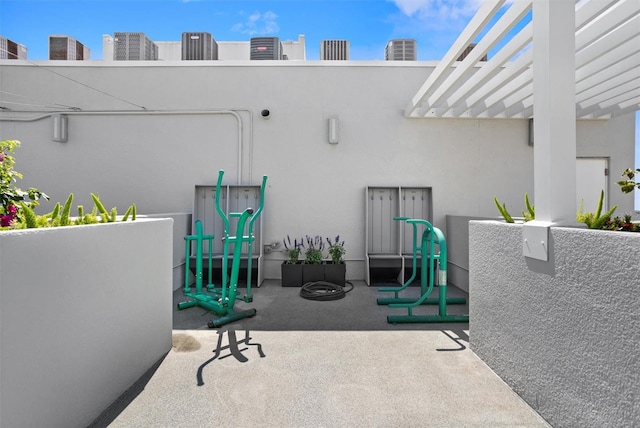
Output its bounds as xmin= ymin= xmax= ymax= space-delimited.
xmin=469 ymin=221 xmax=640 ymax=428
xmin=281 ymin=262 xmax=303 ymax=287
xmin=324 ymin=262 xmax=346 ymax=286
xmin=302 ymin=263 xmax=324 ymax=284
xmin=282 ymin=262 xmax=346 ymax=287
xmin=0 ymin=219 xmax=173 ymax=428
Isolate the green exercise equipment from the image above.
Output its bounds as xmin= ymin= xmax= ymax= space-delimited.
xmin=215 ymin=173 xmax=267 ymax=304
xmin=384 ymin=218 xmax=469 ymax=324
xmin=377 ymin=217 xmax=466 ymax=307
xmin=178 ymin=169 xmax=267 ymax=328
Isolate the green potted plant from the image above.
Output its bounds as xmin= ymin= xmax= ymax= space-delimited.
xmin=617 ymin=168 xmax=640 ymax=194
xmin=302 ymin=234 xmax=325 ymax=284
xmin=1 ymin=140 xmax=48 ymax=229
xmin=495 ymin=188 xmax=638 ymax=233
xmin=2 ymin=140 xmax=136 ymax=231
xmin=576 ymin=190 xmax=617 ymax=230
xmin=603 ymin=214 xmax=640 ymax=232
xmin=281 ymin=235 xmax=303 ymax=287
xmin=325 ymin=235 xmax=346 ymax=285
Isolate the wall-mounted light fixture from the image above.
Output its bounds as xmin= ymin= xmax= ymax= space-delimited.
xmin=528 ymin=118 xmax=534 ymax=146
xmin=52 ymin=114 xmax=68 ymax=142
xmin=328 ymin=116 xmax=339 ymax=144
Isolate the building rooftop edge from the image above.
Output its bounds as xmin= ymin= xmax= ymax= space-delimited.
xmin=0 ymin=59 xmax=441 ymax=67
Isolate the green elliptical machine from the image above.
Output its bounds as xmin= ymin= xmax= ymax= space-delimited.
xmin=178 ymin=170 xmax=267 ymax=328
xmin=382 ymin=218 xmax=469 ymax=324
xmin=377 ymin=216 xmax=467 ymax=307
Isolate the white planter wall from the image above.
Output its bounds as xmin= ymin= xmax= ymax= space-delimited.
xmin=0 ymin=218 xmax=173 ymax=428
xmin=445 ymin=215 xmax=496 ymax=293
xmin=0 ymin=61 xmax=635 ymax=281
xmin=469 ymin=221 xmax=640 ymax=427
xmin=146 ymin=212 xmax=192 ymax=290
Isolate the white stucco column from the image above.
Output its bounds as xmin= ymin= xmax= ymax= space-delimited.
xmin=532 ymin=0 xmax=576 ymax=223
xmin=524 ymin=0 xmax=577 ymax=261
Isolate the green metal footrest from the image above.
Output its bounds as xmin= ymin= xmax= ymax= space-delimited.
xmin=377 ymin=296 xmax=467 ymax=305
xmin=208 ymin=309 xmax=257 ymax=328
xmin=387 ymin=314 xmax=469 ymax=324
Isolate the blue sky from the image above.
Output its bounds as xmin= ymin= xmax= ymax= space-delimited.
xmin=0 ymin=0 xmax=488 ymax=61
xmin=1 ymin=0 xmax=638 ymax=208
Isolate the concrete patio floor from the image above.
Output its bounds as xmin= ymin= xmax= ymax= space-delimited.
xmin=90 ymin=280 xmax=551 ymax=427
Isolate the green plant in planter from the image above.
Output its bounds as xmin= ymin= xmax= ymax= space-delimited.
xmin=326 ymin=235 xmax=346 ymax=264
xmin=617 ymin=168 xmax=640 ymax=194
xmin=283 ymin=235 xmax=303 ymax=264
xmin=304 ymin=235 xmax=324 ymax=264
xmin=494 ymin=193 xmax=534 ymax=223
xmin=576 ymin=190 xmax=617 ymax=229
xmin=12 ymin=193 xmax=136 ymax=229
xmin=603 ymin=213 xmax=640 ymax=232
xmin=495 ymin=189 xmax=632 ymax=231
xmin=1 ymin=139 xmax=136 ymax=231
xmin=522 ymin=193 xmax=535 ymax=222
xmin=1 ymin=139 xmax=48 ymax=228
xmin=494 ymin=196 xmax=514 ymax=223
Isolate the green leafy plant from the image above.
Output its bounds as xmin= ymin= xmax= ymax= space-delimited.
xmin=121 ymin=204 xmax=136 ymax=221
xmin=602 ymin=213 xmax=640 ymax=232
xmin=283 ymin=235 xmax=302 ymax=264
xmin=10 ymin=193 xmax=136 ymax=229
xmin=576 ymin=190 xmax=617 ymax=229
xmin=1 ymin=140 xmax=48 ymax=228
xmin=522 ymin=193 xmax=535 ymax=222
xmin=74 ymin=205 xmax=99 ymax=225
xmin=1 ymin=139 xmax=136 ymax=231
xmin=494 ymin=196 xmax=514 ymax=223
xmin=495 ymin=189 xmax=631 ymax=232
xmin=326 ymin=235 xmax=346 ymax=264
xmin=304 ymin=235 xmax=324 ymax=264
xmin=494 ymin=194 xmax=534 ymax=223
xmin=617 ymin=168 xmax=640 ymax=194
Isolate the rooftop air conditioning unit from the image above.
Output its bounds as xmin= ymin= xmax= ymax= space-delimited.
xmin=114 ymin=32 xmax=157 ymax=61
xmin=385 ymin=39 xmax=416 ymax=61
xmin=320 ymin=40 xmax=350 ymax=60
xmin=182 ymin=32 xmax=218 ymax=60
xmin=250 ymin=37 xmax=282 ymax=60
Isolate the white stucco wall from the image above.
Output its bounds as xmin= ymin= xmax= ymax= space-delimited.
xmin=217 ymin=41 xmax=250 ymax=60
xmin=0 ymin=218 xmax=173 ymax=428
xmin=0 ymin=61 xmax=635 ymax=280
xmin=445 ymin=215 xmax=496 ymax=292
xmin=146 ymin=212 xmax=192 ymax=290
xmin=469 ymin=221 xmax=640 ymax=427
xmin=156 ymin=41 xmax=182 ymax=61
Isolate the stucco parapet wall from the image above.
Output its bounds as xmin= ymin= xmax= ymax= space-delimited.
xmin=469 ymin=220 xmax=639 ymax=428
xmin=469 ymin=220 xmax=640 ymax=281
xmin=0 ymin=217 xmax=174 ymax=428
xmin=0 ymin=216 xmax=168 ymax=235
xmin=0 ymin=58 xmax=441 ymax=68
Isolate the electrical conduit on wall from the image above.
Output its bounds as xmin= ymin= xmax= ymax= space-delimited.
xmin=0 ymin=109 xmax=254 ymax=184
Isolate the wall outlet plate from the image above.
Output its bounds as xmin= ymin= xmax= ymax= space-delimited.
xmin=522 ymin=221 xmax=552 ymax=261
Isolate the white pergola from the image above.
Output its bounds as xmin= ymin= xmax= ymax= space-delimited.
xmin=405 ymin=0 xmax=639 ymax=261
xmin=405 ymin=0 xmax=640 ymax=120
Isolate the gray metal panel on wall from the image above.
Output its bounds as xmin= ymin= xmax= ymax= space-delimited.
xmin=367 ymin=187 xmax=399 ymax=254
xmin=228 ymin=185 xmax=261 ymax=255
xmin=193 ymin=185 xmax=226 ymax=255
xmin=400 ymin=187 xmax=432 ymax=254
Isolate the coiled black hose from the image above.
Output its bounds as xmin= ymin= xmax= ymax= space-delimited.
xmin=300 ymin=281 xmax=354 ymax=301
